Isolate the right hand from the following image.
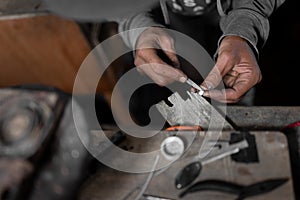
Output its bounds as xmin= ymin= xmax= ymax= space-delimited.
xmin=200 ymin=36 xmax=262 ymax=103
xmin=134 ymin=27 xmax=187 ymax=86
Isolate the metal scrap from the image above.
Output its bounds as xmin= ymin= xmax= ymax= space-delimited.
xmin=156 ymin=92 xmax=233 ymax=130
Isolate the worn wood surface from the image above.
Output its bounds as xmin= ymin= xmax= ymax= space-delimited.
xmin=226 ymin=106 xmax=300 ymax=130
xmin=79 ymin=131 xmax=295 ymax=200
xmin=0 ymin=14 xmax=104 ymax=95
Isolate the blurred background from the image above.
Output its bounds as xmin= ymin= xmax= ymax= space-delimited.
xmin=0 ymin=0 xmax=299 ymax=106
xmin=0 ymin=0 xmax=299 ymax=199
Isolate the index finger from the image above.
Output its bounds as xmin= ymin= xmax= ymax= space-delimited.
xmin=204 ymin=77 xmax=252 ymax=103
xmin=136 ymin=49 xmax=187 ymax=85
xmin=201 ymin=51 xmax=234 ymax=90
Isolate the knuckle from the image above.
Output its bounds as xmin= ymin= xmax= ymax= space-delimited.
xmin=220 ymin=51 xmax=232 ymax=61
xmin=231 ymin=94 xmax=241 ymax=102
xmin=136 ymin=65 xmax=144 ymax=73
xmin=169 ymin=37 xmax=175 ymax=44
xmin=160 ymin=35 xmax=170 ymax=42
xmin=253 ymin=67 xmax=262 ymax=83
xmin=160 ymin=36 xmax=174 ymax=47
xmin=134 ymin=58 xmax=142 ymax=67
xmin=257 ymin=70 xmax=262 ymax=81
xmin=233 ymin=92 xmax=241 ymax=98
xmin=152 ymin=64 xmax=161 ymax=74
xmin=258 ymin=75 xmax=262 ymax=83
xmin=135 ymin=49 xmax=146 ymax=58
xmin=165 ymin=37 xmax=175 ymax=45
xmin=226 ymin=91 xmax=240 ymax=102
xmin=156 ymin=79 xmax=168 ymax=86
xmin=207 ymin=72 xmax=221 ymax=83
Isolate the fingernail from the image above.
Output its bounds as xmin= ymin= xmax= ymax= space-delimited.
xmin=179 ymin=76 xmax=187 ymax=83
xmin=201 ymin=84 xmax=207 ymax=90
xmin=202 ymin=91 xmax=209 ymax=97
xmin=201 ymin=82 xmax=214 ymax=90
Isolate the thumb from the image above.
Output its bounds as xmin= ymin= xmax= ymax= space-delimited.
xmin=200 ymin=65 xmax=223 ymax=91
xmin=201 ymin=51 xmax=233 ymax=90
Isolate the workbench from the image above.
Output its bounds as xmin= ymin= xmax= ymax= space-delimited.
xmin=77 ymin=106 xmax=300 ymax=200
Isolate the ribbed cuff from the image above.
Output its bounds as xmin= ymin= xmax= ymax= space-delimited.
xmin=215 ymin=34 xmax=259 ymax=61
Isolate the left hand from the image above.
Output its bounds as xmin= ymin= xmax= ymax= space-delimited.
xmin=134 ymin=27 xmax=187 ymax=86
xmin=201 ymin=36 xmax=262 ymax=103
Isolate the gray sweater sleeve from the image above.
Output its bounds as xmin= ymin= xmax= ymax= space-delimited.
xmin=219 ymin=0 xmax=286 ymax=56
xmin=114 ymin=12 xmax=164 ymax=49
xmin=115 ymin=0 xmax=285 ymax=54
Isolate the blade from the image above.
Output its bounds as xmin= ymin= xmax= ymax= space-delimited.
xmin=155 ymin=92 xmax=233 ymax=130
xmin=186 ymin=78 xmax=204 ymax=95
xmin=238 ymin=178 xmax=289 ymax=199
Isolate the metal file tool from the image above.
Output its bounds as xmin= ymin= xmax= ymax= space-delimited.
xmin=185 ymin=78 xmax=205 ymax=96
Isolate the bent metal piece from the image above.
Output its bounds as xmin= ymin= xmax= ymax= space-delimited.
xmin=155 ymin=92 xmax=233 ymax=130
xmin=179 ymin=178 xmax=289 ymax=199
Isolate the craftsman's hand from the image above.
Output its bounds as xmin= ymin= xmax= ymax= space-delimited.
xmin=135 ymin=27 xmax=187 ymax=86
xmin=201 ymin=36 xmax=262 ymax=103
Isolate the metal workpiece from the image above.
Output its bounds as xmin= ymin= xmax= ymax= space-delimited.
xmin=156 ymin=92 xmax=233 ymax=130
xmin=185 ymin=78 xmax=204 ymax=95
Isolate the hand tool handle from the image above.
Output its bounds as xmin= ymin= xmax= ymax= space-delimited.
xmin=175 ymin=161 xmax=202 ymax=189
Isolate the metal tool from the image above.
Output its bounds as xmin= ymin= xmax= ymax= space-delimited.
xmin=122 ymin=156 xmax=160 ymax=200
xmin=142 ymin=194 xmax=176 ymax=200
xmin=179 ymin=180 xmax=243 ymax=198
xmin=237 ymin=178 xmax=289 ymax=200
xmin=175 ymin=139 xmax=249 ymax=189
xmin=196 ymin=140 xmax=248 ymax=164
xmin=155 ymin=92 xmax=233 ymax=130
xmin=179 ymin=178 xmax=289 ymax=199
xmin=185 ymin=78 xmax=205 ymax=95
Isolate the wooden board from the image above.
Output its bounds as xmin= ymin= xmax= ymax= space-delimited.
xmin=0 ymin=14 xmax=109 ymax=95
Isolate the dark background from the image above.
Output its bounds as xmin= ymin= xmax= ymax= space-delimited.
xmin=117 ymin=0 xmax=300 ymax=107
xmin=255 ymin=0 xmax=300 ymax=106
